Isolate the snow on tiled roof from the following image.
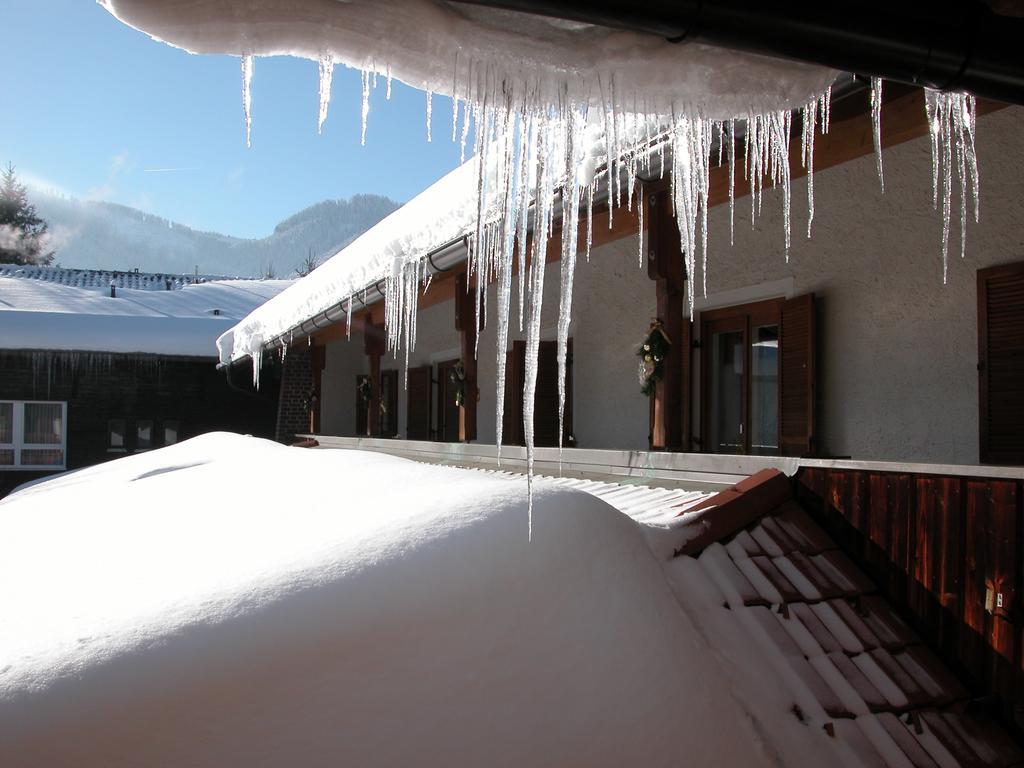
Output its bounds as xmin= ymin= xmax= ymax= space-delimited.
xmin=0 ymin=265 xmax=237 ymax=291
xmin=0 ymin=275 xmax=293 ymax=357
xmin=676 ymin=471 xmax=1024 ymax=768
xmin=462 ymin=465 xmax=1024 ymax=767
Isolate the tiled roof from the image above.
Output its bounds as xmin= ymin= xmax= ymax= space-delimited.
xmin=681 ymin=469 xmax=1024 ymax=768
xmin=0 ymin=265 xmax=238 ymax=291
xmin=447 ymin=463 xmax=1024 ymax=767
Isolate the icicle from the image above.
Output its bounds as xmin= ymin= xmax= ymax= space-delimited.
xmin=925 ymin=90 xmax=979 ymax=283
xmin=360 ymin=69 xmax=370 ymax=146
xmin=585 ymin=181 xmax=594 ymax=262
xmin=460 ymin=96 xmax=472 ymax=163
xmin=802 ymin=100 xmax=817 ymax=237
xmin=241 ymin=54 xmax=254 ymax=148
xmin=426 ymin=90 xmax=433 ymax=142
xmin=727 ymin=118 xmax=736 ymax=246
xmin=556 ymin=107 xmax=586 ymax=460
xmin=345 ymin=297 xmax=352 ymax=340
xmin=870 ymin=76 xmax=884 ymax=192
xmin=385 ymin=64 xmax=392 ymax=100
xmin=637 ymin=187 xmax=645 ymax=268
xmin=522 ymin=120 xmax=558 ymax=538
xmin=317 ymin=55 xmax=334 ymax=134
xmin=822 ymin=85 xmax=832 ymax=133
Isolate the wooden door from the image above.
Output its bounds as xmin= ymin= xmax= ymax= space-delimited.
xmin=436 ymin=359 xmax=461 ymax=443
xmin=355 ymin=374 xmax=369 ymax=436
xmin=379 ymin=369 xmax=398 ymax=438
xmin=406 ymin=365 xmax=432 ymax=441
xmin=502 ymin=339 xmax=572 ymax=448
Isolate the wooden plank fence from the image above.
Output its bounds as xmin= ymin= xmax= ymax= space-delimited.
xmin=796 ymin=466 xmax=1023 ymax=731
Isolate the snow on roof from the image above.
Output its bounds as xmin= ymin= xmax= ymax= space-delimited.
xmin=0 ymin=264 xmax=238 ymax=291
xmin=0 ymin=433 xmax=832 ymax=766
xmin=0 ymin=275 xmax=292 ymax=357
xmin=218 ymin=157 xmax=479 ymax=364
xmin=101 ymin=0 xmax=836 ymax=119
xmin=4 ymin=434 xmax=1018 ymax=765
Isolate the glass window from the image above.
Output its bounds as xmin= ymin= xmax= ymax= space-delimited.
xmin=0 ymin=402 xmax=12 ymax=466
xmin=707 ymin=329 xmax=745 ymax=454
xmin=109 ymin=419 xmax=126 ymax=450
xmin=750 ymin=325 xmax=779 ymax=456
xmin=701 ymin=299 xmax=782 ymax=456
xmin=0 ymin=402 xmax=12 ymax=445
xmin=24 ymin=403 xmax=62 ymax=445
xmin=19 ymin=448 xmax=63 ymax=466
xmin=1 ymin=401 xmax=66 ymax=469
xmin=136 ymin=421 xmax=153 ymax=450
xmin=163 ymin=421 xmax=179 ymax=446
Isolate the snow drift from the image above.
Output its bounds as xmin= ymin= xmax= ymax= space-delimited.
xmin=0 ymin=433 xmax=851 ymax=767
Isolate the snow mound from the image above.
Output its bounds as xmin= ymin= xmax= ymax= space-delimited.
xmin=0 ymin=433 xmax=831 ymax=767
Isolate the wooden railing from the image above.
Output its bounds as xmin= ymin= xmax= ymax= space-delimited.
xmin=796 ymin=465 xmax=1023 ymax=732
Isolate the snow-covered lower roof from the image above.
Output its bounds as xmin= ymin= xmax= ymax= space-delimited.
xmin=0 ymin=264 xmax=237 ymax=291
xmin=0 ymin=275 xmax=292 ymax=357
xmin=3 ymin=434 xmax=1016 ymax=766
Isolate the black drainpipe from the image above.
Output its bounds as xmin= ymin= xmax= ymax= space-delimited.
xmin=450 ymin=1 xmax=1024 ymax=105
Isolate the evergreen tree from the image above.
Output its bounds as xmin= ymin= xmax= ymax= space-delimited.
xmin=0 ymin=163 xmax=54 ymax=265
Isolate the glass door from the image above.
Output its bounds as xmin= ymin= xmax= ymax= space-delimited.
xmin=701 ymin=299 xmax=782 ymax=455
xmin=705 ymin=320 xmax=746 ymax=454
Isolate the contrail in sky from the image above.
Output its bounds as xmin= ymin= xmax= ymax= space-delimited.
xmin=142 ymin=167 xmax=199 ymax=173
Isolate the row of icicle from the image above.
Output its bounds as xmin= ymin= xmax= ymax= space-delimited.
xmin=241 ymin=54 xmax=979 ymax=535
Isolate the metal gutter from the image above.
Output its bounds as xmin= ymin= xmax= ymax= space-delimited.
xmin=450 ymin=0 xmax=1024 ymax=106
xmin=217 ymin=236 xmax=471 ymax=369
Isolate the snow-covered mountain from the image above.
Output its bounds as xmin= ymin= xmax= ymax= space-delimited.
xmin=33 ymin=193 xmax=399 ymax=278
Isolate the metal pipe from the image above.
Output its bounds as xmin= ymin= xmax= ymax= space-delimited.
xmin=450 ymin=0 xmax=1024 ymax=105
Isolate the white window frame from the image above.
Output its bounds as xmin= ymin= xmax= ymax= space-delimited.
xmin=0 ymin=400 xmax=68 ymax=470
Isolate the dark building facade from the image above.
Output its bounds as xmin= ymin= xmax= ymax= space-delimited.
xmin=1 ymin=351 xmax=281 ymax=498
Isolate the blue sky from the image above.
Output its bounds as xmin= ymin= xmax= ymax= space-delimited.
xmin=0 ymin=0 xmax=466 ymax=239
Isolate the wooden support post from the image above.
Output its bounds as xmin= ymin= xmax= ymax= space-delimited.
xmin=454 ymin=272 xmax=478 ymax=442
xmin=309 ymin=344 xmax=326 ymax=434
xmin=646 ymin=187 xmax=688 ymax=451
xmin=363 ymin=321 xmax=385 ymax=437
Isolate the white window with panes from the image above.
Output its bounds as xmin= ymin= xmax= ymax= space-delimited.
xmin=0 ymin=401 xmax=67 ymax=470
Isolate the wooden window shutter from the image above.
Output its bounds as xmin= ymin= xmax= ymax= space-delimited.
xmin=379 ymin=370 xmax=398 ymax=437
xmin=779 ymin=292 xmax=816 ymax=457
xmin=355 ymin=374 xmax=368 ymax=437
xmin=502 ymin=341 xmax=526 ymax=446
xmin=534 ymin=341 xmax=561 ymax=448
xmin=680 ymin=318 xmax=693 ymax=451
xmin=406 ymin=365 xmax=432 ymax=441
xmin=978 ymin=261 xmax=1024 ymax=464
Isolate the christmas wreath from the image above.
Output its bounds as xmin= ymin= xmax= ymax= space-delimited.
xmin=357 ymin=376 xmax=373 ymax=405
xmin=637 ymin=320 xmax=672 ymax=396
xmin=300 ymin=387 xmax=319 ymax=412
xmin=449 ymin=361 xmax=467 ymax=407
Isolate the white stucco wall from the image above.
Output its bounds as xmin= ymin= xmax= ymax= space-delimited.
xmin=318 ymin=105 xmax=1024 ymax=464
xmin=320 ymin=330 xmax=368 ymax=437
xmin=471 ymin=236 xmax=656 ymax=450
xmin=698 ymin=105 xmax=1024 ymax=463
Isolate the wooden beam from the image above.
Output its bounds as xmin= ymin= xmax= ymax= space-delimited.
xmin=363 ymin=322 xmax=385 ymax=437
xmin=309 ymin=344 xmax=326 ymax=434
xmin=708 ymin=89 xmax=1006 ymax=210
xmin=454 ymin=272 xmax=478 ymax=442
xmin=645 ymin=187 xmax=686 ymax=451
